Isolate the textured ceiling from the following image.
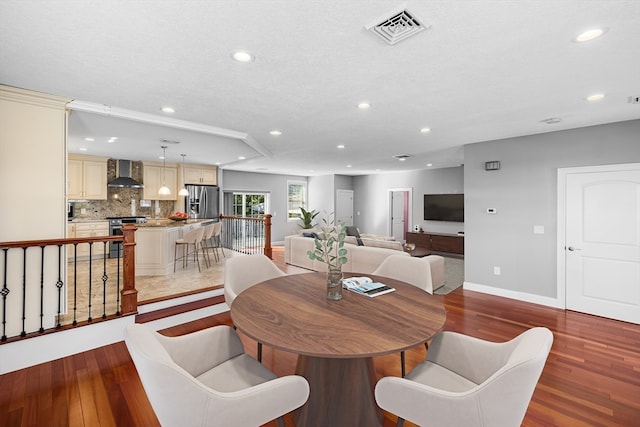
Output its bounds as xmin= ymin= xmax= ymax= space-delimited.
xmin=1 ymin=0 xmax=639 ymax=176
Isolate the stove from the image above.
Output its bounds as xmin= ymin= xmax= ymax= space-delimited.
xmin=106 ymin=216 xmax=148 ymax=257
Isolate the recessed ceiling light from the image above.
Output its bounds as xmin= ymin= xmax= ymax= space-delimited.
xmin=79 ymin=147 xmax=88 ymax=151
xmin=586 ymin=93 xmax=606 ymax=102
xmin=427 ymin=163 xmax=433 ymax=167
xmin=161 ymin=107 xmax=175 ymax=113
xmin=575 ymin=28 xmax=607 ymax=42
xmin=346 ymin=164 xmax=352 ymax=168
xmin=84 ymin=137 xmax=94 ymax=142
xmin=269 ymin=130 xmax=282 ymax=136
xmin=337 ymin=144 xmax=345 ymax=149
xmin=108 ymin=137 xmax=118 ymax=143
xmin=420 ymin=127 xmax=431 ymax=133
xmin=232 ymin=51 xmax=254 ymax=62
xmin=357 ymin=102 xmax=371 ymax=110
xmin=159 ymin=155 xmax=165 ymax=160
xmin=238 ymin=156 xmax=246 ymax=160
xmin=215 ymin=162 xmax=221 ymax=165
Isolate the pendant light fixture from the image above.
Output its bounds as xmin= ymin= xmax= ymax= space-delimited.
xmin=178 ymin=154 xmax=189 ymax=196
xmin=158 ymin=145 xmax=171 ymax=195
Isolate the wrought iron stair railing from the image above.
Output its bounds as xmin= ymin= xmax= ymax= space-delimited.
xmin=0 ymin=225 xmax=138 ymax=342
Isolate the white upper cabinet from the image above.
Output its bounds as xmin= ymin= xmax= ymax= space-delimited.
xmin=68 ymin=154 xmax=108 ymax=200
xmin=183 ymin=165 xmax=217 ymax=185
xmin=143 ymin=162 xmax=178 ymax=200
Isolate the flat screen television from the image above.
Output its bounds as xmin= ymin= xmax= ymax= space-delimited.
xmin=424 ymin=194 xmax=464 ymax=222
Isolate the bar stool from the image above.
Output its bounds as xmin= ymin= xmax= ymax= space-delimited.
xmin=174 ymin=227 xmax=206 ymax=272
xmin=211 ymin=221 xmax=225 ymax=260
xmin=201 ymin=223 xmax=216 ymax=266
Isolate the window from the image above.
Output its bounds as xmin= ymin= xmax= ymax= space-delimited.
xmin=232 ymin=193 xmax=268 ymax=218
xmin=287 ymin=180 xmax=307 ymax=220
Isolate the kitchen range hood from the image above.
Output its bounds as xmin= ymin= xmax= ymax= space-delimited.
xmin=108 ymin=160 xmax=144 ymax=188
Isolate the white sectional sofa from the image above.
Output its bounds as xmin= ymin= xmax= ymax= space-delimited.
xmin=284 ymin=234 xmax=409 ymax=274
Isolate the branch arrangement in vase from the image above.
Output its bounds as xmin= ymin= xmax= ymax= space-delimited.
xmin=306 ymin=211 xmax=348 ymax=270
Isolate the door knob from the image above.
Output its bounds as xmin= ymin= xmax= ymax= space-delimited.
xmin=567 ymin=246 xmax=582 ymax=251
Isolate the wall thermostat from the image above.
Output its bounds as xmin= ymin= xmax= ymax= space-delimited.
xmin=487 ymin=208 xmax=497 ymax=214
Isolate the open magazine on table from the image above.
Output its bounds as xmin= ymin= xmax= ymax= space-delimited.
xmin=342 ymin=276 xmax=395 ymax=297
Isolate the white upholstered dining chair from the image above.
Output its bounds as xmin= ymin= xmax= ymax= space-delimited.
xmin=224 ymin=254 xmax=287 ymax=361
xmin=375 ymin=327 xmax=553 ymax=427
xmin=372 ymin=253 xmax=446 ymax=375
xmin=124 ymin=323 xmax=309 ymax=427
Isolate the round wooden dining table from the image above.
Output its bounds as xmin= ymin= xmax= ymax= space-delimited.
xmin=230 ymin=271 xmax=446 ymax=427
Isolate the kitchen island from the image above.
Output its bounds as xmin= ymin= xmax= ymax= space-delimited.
xmin=135 ymin=219 xmax=214 ymax=275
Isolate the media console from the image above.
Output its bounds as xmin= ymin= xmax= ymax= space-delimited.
xmin=406 ymin=231 xmax=464 ymax=257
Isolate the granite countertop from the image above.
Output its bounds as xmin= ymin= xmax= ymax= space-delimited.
xmin=137 ymin=219 xmax=214 ymax=228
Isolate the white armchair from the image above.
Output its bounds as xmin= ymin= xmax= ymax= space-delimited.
xmin=372 ymin=254 xmax=446 ymax=376
xmin=372 ymin=254 xmax=445 ymax=294
xmin=124 ymin=323 xmax=309 ymax=427
xmin=375 ymin=327 xmax=553 ymax=427
xmin=224 ymin=254 xmax=287 ymax=361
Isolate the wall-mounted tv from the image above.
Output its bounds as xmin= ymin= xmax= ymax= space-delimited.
xmin=424 ymin=194 xmax=464 ymax=222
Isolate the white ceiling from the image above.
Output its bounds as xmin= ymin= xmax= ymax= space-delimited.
xmin=1 ymin=1 xmax=639 ymax=176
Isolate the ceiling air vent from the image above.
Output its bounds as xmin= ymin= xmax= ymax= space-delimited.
xmin=393 ymin=154 xmax=412 ymax=161
xmin=365 ymin=8 xmax=428 ymax=45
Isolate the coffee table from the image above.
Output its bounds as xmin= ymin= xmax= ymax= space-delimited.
xmin=230 ymin=271 xmax=446 ymax=427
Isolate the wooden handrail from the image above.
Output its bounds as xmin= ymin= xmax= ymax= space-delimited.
xmin=0 ymin=235 xmax=123 ymax=249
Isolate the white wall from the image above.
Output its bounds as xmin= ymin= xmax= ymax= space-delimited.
xmin=0 ymin=86 xmax=69 ymax=337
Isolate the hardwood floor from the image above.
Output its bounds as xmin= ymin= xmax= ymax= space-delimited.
xmin=1 ymin=247 xmax=639 ymax=426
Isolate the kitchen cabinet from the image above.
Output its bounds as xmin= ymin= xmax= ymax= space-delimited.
xmin=183 ymin=165 xmax=217 ymax=185
xmin=143 ymin=162 xmax=178 ymax=200
xmin=68 ymin=154 xmax=108 ymax=200
xmin=67 ymin=221 xmax=109 ymax=259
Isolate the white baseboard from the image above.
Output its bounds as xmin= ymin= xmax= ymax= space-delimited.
xmin=138 ymin=288 xmax=224 ymax=313
xmin=0 ymin=296 xmax=231 ymax=375
xmin=463 ymin=281 xmax=562 ymax=308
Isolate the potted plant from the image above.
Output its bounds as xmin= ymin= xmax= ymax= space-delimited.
xmin=299 ymin=207 xmax=319 ymax=230
xmin=307 ymin=212 xmax=348 ymax=300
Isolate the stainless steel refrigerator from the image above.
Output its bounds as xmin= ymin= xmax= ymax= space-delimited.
xmin=185 ymin=185 xmax=220 ymax=219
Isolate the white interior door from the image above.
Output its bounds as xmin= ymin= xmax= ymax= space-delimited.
xmin=391 ymin=191 xmax=406 ymax=240
xmin=335 ymin=189 xmax=353 ymax=226
xmin=564 ymin=164 xmax=640 ymax=324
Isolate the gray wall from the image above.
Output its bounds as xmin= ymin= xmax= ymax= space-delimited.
xmin=464 ymin=119 xmax=640 ymax=298
xmin=221 ymin=170 xmax=307 ymax=241
xmin=353 ymin=168 xmax=464 ymax=236
xmin=309 ymin=174 xmax=335 ymax=216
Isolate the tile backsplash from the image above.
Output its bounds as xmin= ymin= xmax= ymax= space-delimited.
xmin=70 ymin=159 xmax=179 ymax=219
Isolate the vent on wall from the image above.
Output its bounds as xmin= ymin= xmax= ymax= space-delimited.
xmin=365 ymin=8 xmax=428 ymax=45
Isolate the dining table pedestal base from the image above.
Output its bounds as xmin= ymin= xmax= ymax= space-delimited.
xmin=294 ymin=355 xmax=382 ymax=427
